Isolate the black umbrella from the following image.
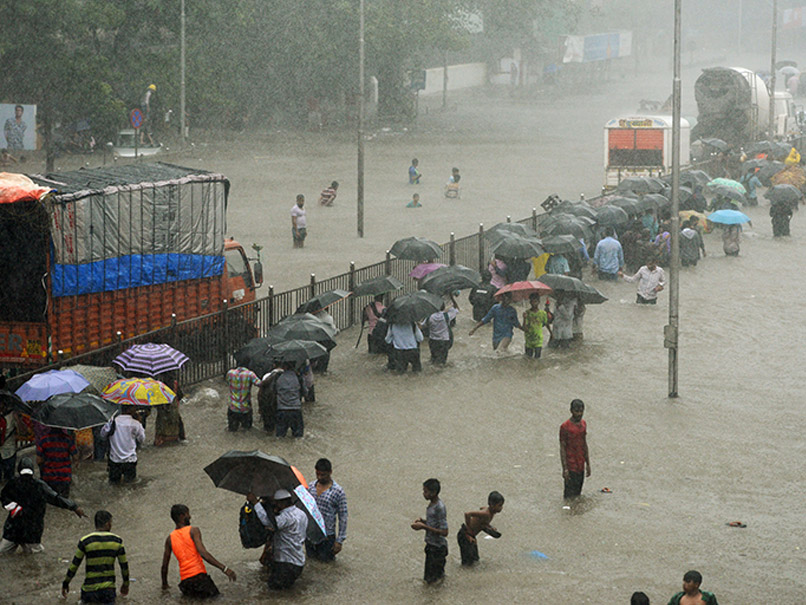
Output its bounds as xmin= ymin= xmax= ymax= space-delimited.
xmin=204 ymin=450 xmax=301 ymax=498
xmin=617 ymin=176 xmax=666 ymax=194
xmin=204 ymin=450 xmax=327 ymax=541
xmin=270 ymin=340 xmax=329 ymax=364
xmin=710 ymin=185 xmax=746 ymax=203
xmin=32 ymin=392 xmax=118 ymax=430
xmin=678 ymin=170 xmax=712 ymax=187
xmin=484 ymin=222 xmax=537 ymax=242
xmin=386 ymin=291 xmax=444 ymax=323
xmin=554 ymin=201 xmax=597 ymax=220
xmin=634 ymin=193 xmax=670 ymax=213
xmin=352 ymin=275 xmax=403 ymax=297
xmin=269 ymin=313 xmax=337 ymax=342
xmin=0 ymin=389 xmax=31 ymax=414
xmin=540 ymin=234 xmax=582 ymax=256
xmin=741 ymin=158 xmax=770 ymax=174
xmin=745 ymin=140 xmax=778 ymax=156
xmin=296 ymin=289 xmax=351 ymax=314
xmin=608 ymin=198 xmax=643 ymax=217
xmin=389 ymin=236 xmax=443 ymax=262
xmin=678 ymin=186 xmax=694 ymax=203
xmin=757 ymin=161 xmax=786 ymax=185
xmin=420 ymin=265 xmax=481 ymax=295
xmin=700 ymin=138 xmax=730 ymax=153
xmin=490 ymin=233 xmax=545 ymax=258
xmin=539 ymin=215 xmax=593 ymax=241
xmin=234 ymin=337 xmax=276 ymax=377
xmin=595 ymin=205 xmax=630 ymax=227
xmin=536 ymin=274 xmax=608 ymax=305
xmin=765 ymin=184 xmax=803 ymax=206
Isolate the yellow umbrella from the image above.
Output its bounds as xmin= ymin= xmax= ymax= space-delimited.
xmin=101 ymin=378 xmax=175 ymax=406
xmin=679 ymin=210 xmax=711 ymax=233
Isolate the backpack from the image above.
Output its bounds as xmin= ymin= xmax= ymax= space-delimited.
xmin=239 ymin=502 xmax=268 ymax=548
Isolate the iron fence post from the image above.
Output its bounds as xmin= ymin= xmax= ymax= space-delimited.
xmin=478 ymin=224 xmax=485 ymax=274
xmin=385 ymin=251 xmax=391 ymax=276
xmin=532 ymin=208 xmax=537 ymax=231
xmin=268 ymin=285 xmax=275 ymax=329
xmin=348 ymin=262 xmax=356 ymax=327
xmin=310 ymin=274 xmax=316 ymax=299
xmin=221 ymin=299 xmax=229 ymax=376
xmin=506 ymin=215 xmax=511 ymax=223
xmin=449 ymin=233 xmax=455 ymax=266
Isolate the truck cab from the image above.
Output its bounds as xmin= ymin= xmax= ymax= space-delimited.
xmin=224 ymin=238 xmax=263 ymax=304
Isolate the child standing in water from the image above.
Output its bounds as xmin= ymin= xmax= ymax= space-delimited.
xmin=522 ymin=293 xmax=548 ymax=358
xmin=456 ymin=491 xmax=504 ymax=566
xmin=411 ymin=478 xmax=448 ymax=583
xmin=406 ymin=193 xmax=422 ymax=208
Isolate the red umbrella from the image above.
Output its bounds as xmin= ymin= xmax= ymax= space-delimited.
xmin=494 ymin=281 xmax=552 ymax=302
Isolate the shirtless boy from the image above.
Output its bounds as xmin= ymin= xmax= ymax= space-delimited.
xmin=456 ymin=491 xmax=504 ymax=566
xmin=666 ymin=570 xmax=719 ymax=605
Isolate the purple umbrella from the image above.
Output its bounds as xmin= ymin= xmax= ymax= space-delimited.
xmin=15 ymin=369 xmax=91 ymax=402
xmin=409 ymin=263 xmax=446 ymax=280
xmin=113 ymin=343 xmax=189 ymax=377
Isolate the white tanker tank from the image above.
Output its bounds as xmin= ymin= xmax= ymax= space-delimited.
xmin=692 ymin=66 xmax=798 ymax=146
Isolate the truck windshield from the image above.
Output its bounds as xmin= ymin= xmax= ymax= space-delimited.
xmin=225 ymin=248 xmax=252 ymax=288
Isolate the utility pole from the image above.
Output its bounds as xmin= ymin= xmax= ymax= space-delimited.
xmin=666 ymin=0 xmax=682 ymax=398
xmin=180 ymin=0 xmax=186 ymax=145
xmin=357 ymin=0 xmax=365 ymax=238
xmin=768 ymin=0 xmax=778 ymax=141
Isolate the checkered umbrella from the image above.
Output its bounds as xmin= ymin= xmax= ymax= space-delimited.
xmin=113 ymin=343 xmax=189 ymax=377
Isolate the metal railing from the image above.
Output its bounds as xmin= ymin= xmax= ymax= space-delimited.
xmin=9 ymin=165 xmax=721 ymax=391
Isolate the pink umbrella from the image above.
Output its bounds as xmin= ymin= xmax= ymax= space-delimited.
xmin=409 ymin=263 xmax=446 ymax=280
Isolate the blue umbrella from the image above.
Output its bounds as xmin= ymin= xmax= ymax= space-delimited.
xmin=15 ymin=369 xmax=91 ymax=402
xmin=707 ymin=209 xmax=751 ymax=225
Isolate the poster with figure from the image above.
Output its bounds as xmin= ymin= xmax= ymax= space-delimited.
xmin=0 ymin=103 xmax=37 ymax=151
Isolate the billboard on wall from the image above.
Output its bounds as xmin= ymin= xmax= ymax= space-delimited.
xmin=561 ymin=32 xmax=632 ymax=64
xmin=0 ymin=104 xmax=37 ymax=151
xmin=782 ymin=6 xmax=806 ymax=29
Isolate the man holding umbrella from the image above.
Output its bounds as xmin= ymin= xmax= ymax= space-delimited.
xmin=254 ymin=489 xmax=308 ymax=590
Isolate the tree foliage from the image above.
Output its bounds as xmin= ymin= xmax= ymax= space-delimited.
xmin=0 ymin=0 xmax=581 ymax=146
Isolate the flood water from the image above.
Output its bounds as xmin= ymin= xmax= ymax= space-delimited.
xmin=3 ymin=56 xmax=805 ymax=603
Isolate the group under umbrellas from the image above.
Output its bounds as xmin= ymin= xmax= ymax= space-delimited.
xmin=11 ymin=344 xmax=188 ymax=434
xmin=204 ymin=449 xmax=326 ymax=540
xmin=235 ymin=312 xmax=337 ymax=377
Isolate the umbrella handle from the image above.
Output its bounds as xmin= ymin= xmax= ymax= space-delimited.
xmin=354 ymin=323 xmax=365 ymax=348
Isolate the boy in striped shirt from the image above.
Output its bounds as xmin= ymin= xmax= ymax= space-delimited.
xmin=62 ymin=510 xmax=129 ymax=604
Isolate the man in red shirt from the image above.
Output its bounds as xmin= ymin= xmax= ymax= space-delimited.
xmin=559 ymin=399 xmax=591 ymax=499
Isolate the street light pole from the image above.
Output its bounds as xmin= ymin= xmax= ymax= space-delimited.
xmin=357 ymin=0 xmax=365 ymax=238
xmin=666 ymin=0 xmax=682 ymax=398
xmin=768 ymin=0 xmax=778 ymax=142
xmin=180 ymin=0 xmax=186 ymax=145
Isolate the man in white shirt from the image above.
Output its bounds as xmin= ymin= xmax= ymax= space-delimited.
xmin=255 ymin=489 xmax=308 ymax=590
xmin=100 ymin=408 xmax=145 ymax=483
xmin=619 ymin=257 xmax=666 ymax=305
xmin=385 ymin=322 xmax=424 ymax=373
xmin=290 ymin=195 xmax=307 ymax=248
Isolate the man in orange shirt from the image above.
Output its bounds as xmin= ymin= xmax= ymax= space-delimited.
xmin=161 ymin=504 xmax=236 ymax=598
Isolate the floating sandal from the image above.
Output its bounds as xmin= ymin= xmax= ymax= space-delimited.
xmin=727 ymin=521 xmax=747 ymax=528
xmin=600 ymin=487 xmax=612 ymax=493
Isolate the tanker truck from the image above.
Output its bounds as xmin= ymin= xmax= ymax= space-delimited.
xmin=0 ymin=163 xmax=263 ymax=370
xmin=692 ymin=66 xmax=799 ymax=147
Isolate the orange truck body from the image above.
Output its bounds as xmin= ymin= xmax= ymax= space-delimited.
xmin=0 ymin=164 xmax=258 ymax=369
